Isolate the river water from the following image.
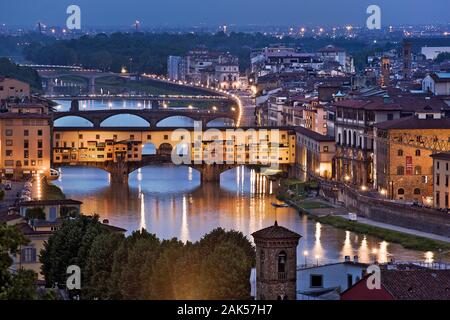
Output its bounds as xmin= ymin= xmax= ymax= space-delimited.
xmin=52 ymin=99 xmax=437 ymax=265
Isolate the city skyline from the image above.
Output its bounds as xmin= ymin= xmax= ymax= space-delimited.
xmin=0 ymin=0 xmax=449 ymax=28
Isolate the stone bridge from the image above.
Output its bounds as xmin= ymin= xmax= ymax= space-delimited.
xmin=52 ymin=108 xmax=238 ymax=128
xmin=52 ymin=126 xmax=298 ymax=183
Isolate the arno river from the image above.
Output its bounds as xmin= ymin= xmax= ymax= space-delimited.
xmin=53 ymin=99 xmax=437 ymax=265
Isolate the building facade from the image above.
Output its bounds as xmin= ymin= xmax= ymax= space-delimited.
xmin=295 ymin=127 xmax=335 ymax=180
xmin=0 ymin=77 xmax=30 ymax=101
xmin=430 ymin=153 xmax=450 ymax=209
xmin=375 ymin=116 xmax=450 ymax=202
xmin=0 ymin=113 xmax=52 ymax=179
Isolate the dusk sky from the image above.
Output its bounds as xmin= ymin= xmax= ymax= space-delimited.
xmin=0 ymin=0 xmax=449 ymax=27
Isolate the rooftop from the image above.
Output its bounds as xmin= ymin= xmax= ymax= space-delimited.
xmin=430 ymin=152 xmax=450 ymax=161
xmin=295 ymin=126 xmax=334 ymax=142
xmin=19 ymin=199 xmax=83 ymax=207
xmin=252 ymin=221 xmax=302 ymax=240
xmin=381 ymin=269 xmax=450 ymax=300
xmin=375 ymin=116 xmax=450 ymax=130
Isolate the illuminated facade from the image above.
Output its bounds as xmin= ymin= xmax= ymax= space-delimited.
xmin=375 ymin=116 xmax=450 ymax=202
xmin=0 ymin=113 xmax=52 ymax=179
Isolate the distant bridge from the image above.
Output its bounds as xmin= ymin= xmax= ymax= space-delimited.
xmin=52 ymin=108 xmax=238 ymax=128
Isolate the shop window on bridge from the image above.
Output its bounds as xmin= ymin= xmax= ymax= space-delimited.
xmin=397 ymin=166 xmax=405 ymax=175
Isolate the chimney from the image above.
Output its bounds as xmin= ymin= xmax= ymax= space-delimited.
xmin=344 ymin=256 xmax=351 ymax=262
xmin=353 ymin=255 xmax=359 ymax=263
xmin=103 ymin=219 xmax=109 ymax=225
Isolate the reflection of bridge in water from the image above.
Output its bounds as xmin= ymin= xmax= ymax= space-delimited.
xmin=52 ymin=126 xmax=297 ymax=183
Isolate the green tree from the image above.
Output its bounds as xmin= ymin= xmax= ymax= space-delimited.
xmin=40 ymin=215 xmax=109 ymax=288
xmin=435 ymin=52 xmax=450 ymax=63
xmin=83 ymin=232 xmax=125 ymax=299
xmin=0 ymin=222 xmax=37 ymax=300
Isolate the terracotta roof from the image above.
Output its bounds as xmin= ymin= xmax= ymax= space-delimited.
xmin=295 ymin=126 xmax=334 ymax=142
xmin=15 ymin=222 xmax=53 ymax=236
xmin=375 ymin=116 xmax=450 ymax=130
xmin=0 ymin=113 xmax=51 ymax=119
xmin=333 ymin=95 xmax=449 ymax=113
xmin=252 ymin=221 xmax=302 ymax=240
xmin=381 ymin=269 xmax=450 ymax=300
xmin=19 ymin=199 xmax=83 ymax=207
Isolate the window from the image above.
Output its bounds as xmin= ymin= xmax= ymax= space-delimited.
xmin=79 ymin=134 xmax=83 ymax=139
xmin=310 ymin=275 xmax=323 ymax=288
xmin=21 ymin=248 xmax=37 ymax=263
xmin=387 ymin=113 xmax=394 ymax=121
xmin=414 ymin=188 xmax=421 ymax=195
xmin=437 ymin=161 xmax=440 ymax=170
xmin=324 ymin=146 xmax=329 ymax=152
xmin=5 ymin=129 xmax=12 ymax=136
xmin=446 ymin=175 xmax=449 ymax=187
xmin=446 ymin=193 xmax=449 ymax=208
xmin=278 ymin=251 xmax=287 ymax=273
xmin=96 ymin=134 xmax=100 ymax=139
xmin=37 ymin=129 xmax=42 ymax=136
xmin=347 ymin=274 xmax=353 ymax=289
xmin=5 ymin=140 xmax=13 ymax=146
xmin=37 ymin=140 xmax=43 ymax=149
xmin=24 ymin=150 xmax=29 ymax=159
xmin=414 ymin=166 xmax=422 ymax=175
xmin=55 ymin=133 xmax=61 ymax=139
xmin=5 ymin=150 xmax=13 ymax=157
xmin=415 ymin=150 xmax=421 ymax=157
xmin=147 ymin=135 xmax=151 ymax=140
xmin=24 ymin=140 xmax=29 ymax=149
xmin=436 ymin=192 xmax=440 ymax=207
xmin=24 ymin=129 xmax=29 ymax=136
xmin=397 ymin=149 xmax=404 ymax=156
xmin=436 ymin=174 xmax=440 ymax=186
xmin=398 ymin=188 xmax=405 ymax=195
xmin=164 ymin=135 xmax=169 ymax=140
xmin=397 ymin=166 xmax=405 ymax=175
xmin=37 ymin=150 xmax=43 ymax=159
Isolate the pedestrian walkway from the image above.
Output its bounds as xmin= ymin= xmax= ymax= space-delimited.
xmin=340 ymin=214 xmax=450 ymax=243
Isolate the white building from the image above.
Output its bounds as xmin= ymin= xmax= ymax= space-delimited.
xmin=421 ymin=47 xmax=450 ymax=60
xmin=250 ymin=257 xmax=368 ymax=300
xmin=422 ymin=73 xmax=450 ymax=96
xmin=167 ymin=56 xmax=184 ymax=80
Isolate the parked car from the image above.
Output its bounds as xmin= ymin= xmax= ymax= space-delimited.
xmin=4 ymin=181 xmax=12 ymax=190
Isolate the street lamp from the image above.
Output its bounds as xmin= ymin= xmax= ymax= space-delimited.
xmin=315 ymin=254 xmax=320 ymax=266
xmin=303 ymin=250 xmax=309 ymax=267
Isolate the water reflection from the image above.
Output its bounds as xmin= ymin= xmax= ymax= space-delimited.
xmin=54 ymin=165 xmax=439 ymax=265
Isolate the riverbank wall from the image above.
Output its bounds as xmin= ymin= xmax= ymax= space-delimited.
xmin=330 ymin=184 xmax=450 ymax=238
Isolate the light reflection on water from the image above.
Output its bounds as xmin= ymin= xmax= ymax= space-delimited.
xmin=53 ymin=165 xmax=436 ymax=265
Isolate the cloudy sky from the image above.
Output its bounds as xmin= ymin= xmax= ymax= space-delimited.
xmin=0 ymin=0 xmax=449 ymax=27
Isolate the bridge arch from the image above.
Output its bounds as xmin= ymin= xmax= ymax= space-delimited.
xmin=53 ymin=115 xmax=95 ymax=127
xmin=156 ymin=115 xmax=197 ymax=127
xmin=100 ymin=114 xmax=151 ymax=127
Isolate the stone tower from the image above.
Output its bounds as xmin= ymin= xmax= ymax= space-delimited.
xmin=381 ymin=56 xmax=390 ymax=87
xmin=252 ymin=221 xmax=301 ymax=300
xmin=403 ymin=40 xmax=412 ymax=80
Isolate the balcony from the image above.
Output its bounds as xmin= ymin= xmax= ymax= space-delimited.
xmin=278 ymin=272 xmax=287 ymax=280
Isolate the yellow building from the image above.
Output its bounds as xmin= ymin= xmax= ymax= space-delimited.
xmin=0 ymin=77 xmax=30 ymax=101
xmin=0 ymin=113 xmax=52 ymax=179
xmin=295 ymin=126 xmax=335 ymax=180
xmin=375 ymin=116 xmax=450 ymax=202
